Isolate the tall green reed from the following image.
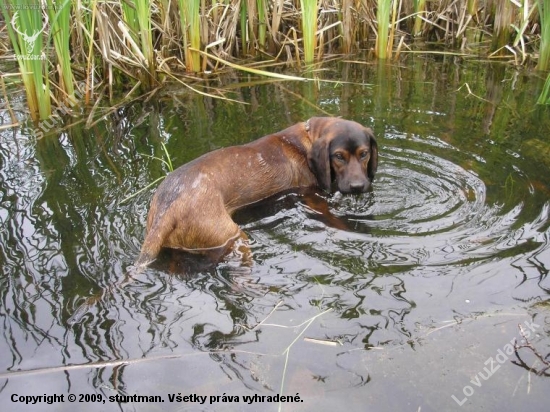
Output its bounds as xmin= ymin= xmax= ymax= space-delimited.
xmin=178 ymin=0 xmax=201 ymax=72
xmin=135 ymin=1 xmax=155 ymax=85
xmin=120 ymin=0 xmax=156 ymax=87
xmin=537 ymin=0 xmax=550 ymax=104
xmin=2 ymin=1 xmax=51 ymax=121
xmin=413 ymin=0 xmax=426 ymax=36
xmin=537 ymin=72 xmax=550 ymax=104
xmin=46 ymin=0 xmax=76 ymax=104
xmin=257 ymin=0 xmax=267 ymax=51
xmin=376 ymin=0 xmax=392 ymax=58
xmin=300 ymin=0 xmax=318 ymax=64
xmin=240 ymin=1 xmax=248 ymax=54
xmin=538 ymin=0 xmax=550 ymax=71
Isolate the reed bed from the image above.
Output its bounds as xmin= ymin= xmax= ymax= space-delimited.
xmin=538 ymin=0 xmax=550 ymax=71
xmin=1 ymin=0 xmax=550 ymax=124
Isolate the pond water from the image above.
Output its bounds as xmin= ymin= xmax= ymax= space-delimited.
xmin=1 ymin=56 xmax=550 ymax=411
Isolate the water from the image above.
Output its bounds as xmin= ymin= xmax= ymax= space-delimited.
xmin=1 ymin=56 xmax=549 ymax=411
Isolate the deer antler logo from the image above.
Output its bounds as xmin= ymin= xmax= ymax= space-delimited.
xmin=11 ymin=11 xmax=49 ymax=54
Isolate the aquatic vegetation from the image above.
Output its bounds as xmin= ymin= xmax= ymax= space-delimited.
xmin=46 ymin=0 xmax=76 ymax=105
xmin=178 ymin=0 xmax=201 ymax=73
xmin=537 ymin=72 xmax=550 ymax=104
xmin=376 ymin=0 xmax=391 ymax=59
xmin=300 ymin=0 xmax=318 ymax=64
xmin=2 ymin=2 xmax=51 ymax=120
xmin=1 ymin=0 xmax=550 ymax=121
xmin=538 ymin=0 xmax=550 ymax=71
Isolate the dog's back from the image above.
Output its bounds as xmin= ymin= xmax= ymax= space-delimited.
xmin=136 ymin=123 xmax=317 ymax=266
xmin=135 ymin=117 xmax=377 ymax=268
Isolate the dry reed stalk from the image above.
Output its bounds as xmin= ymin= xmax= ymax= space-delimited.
xmin=317 ymin=0 xmax=342 ymax=56
xmin=491 ymin=0 xmax=515 ymax=53
xmin=341 ymin=0 xmax=355 ymax=53
xmin=357 ymin=0 xmax=377 ymax=48
xmin=245 ymin=0 xmax=258 ymax=55
xmin=82 ymin=0 xmax=98 ymax=105
xmin=205 ymin=1 xmax=240 ymax=59
xmin=271 ymin=0 xmax=285 ymax=48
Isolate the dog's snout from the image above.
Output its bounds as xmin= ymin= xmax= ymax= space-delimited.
xmin=348 ymin=180 xmax=369 ymax=193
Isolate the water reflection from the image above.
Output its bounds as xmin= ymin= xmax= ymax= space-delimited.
xmin=1 ymin=57 xmax=549 ymax=411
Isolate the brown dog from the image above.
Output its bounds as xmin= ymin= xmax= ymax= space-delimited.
xmin=135 ymin=117 xmax=378 ymax=267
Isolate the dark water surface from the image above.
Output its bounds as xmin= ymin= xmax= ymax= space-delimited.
xmin=1 ymin=57 xmax=550 ymax=411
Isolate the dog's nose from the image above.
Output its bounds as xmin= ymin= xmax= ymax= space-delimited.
xmin=349 ymin=181 xmax=368 ymax=193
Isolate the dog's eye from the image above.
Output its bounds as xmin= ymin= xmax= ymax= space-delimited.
xmin=359 ymin=150 xmax=369 ymax=159
xmin=333 ymin=153 xmax=345 ymax=161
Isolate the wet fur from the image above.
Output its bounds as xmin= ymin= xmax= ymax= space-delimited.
xmin=136 ymin=117 xmax=378 ymax=267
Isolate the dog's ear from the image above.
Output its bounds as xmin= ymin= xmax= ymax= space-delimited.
xmin=308 ymin=136 xmax=332 ymax=191
xmin=365 ymin=127 xmax=378 ymax=182
xmin=306 ymin=117 xmax=336 ymax=192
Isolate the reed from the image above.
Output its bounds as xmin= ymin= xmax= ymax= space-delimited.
xmin=242 ymin=0 xmax=267 ymax=55
xmin=271 ymin=0 xmax=284 ymax=48
xmin=491 ymin=0 xmax=514 ymax=53
xmin=413 ymin=0 xmax=427 ymax=36
xmin=538 ymin=0 xmax=550 ymax=71
xmin=178 ymin=0 xmax=202 ymax=72
xmin=240 ymin=1 xmax=248 ymax=54
xmin=538 ymin=0 xmax=550 ymax=104
xmin=376 ymin=0 xmax=392 ymax=59
xmin=467 ymin=0 xmax=478 ymax=15
xmin=134 ymin=1 xmax=155 ymax=86
xmin=257 ymin=0 xmax=268 ymax=52
xmin=46 ymin=0 xmax=76 ymax=105
xmin=120 ymin=0 xmax=156 ymax=87
xmin=300 ymin=0 xmax=318 ymax=64
xmin=245 ymin=0 xmax=256 ymax=55
xmin=537 ymin=72 xmax=550 ymax=104
xmin=2 ymin=1 xmax=51 ymax=121
xmin=340 ymin=0 xmax=354 ymax=54
xmin=1 ymin=0 xmax=550 ymax=120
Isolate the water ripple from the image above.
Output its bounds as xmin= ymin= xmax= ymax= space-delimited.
xmin=250 ymin=144 xmax=549 ymax=270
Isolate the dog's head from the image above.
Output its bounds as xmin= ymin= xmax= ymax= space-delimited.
xmin=306 ymin=117 xmax=378 ymax=194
